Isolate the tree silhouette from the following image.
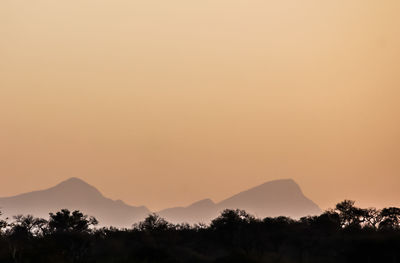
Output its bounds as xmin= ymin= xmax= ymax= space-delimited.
xmin=379 ymin=207 xmax=400 ymax=230
xmin=211 ymin=209 xmax=255 ymax=230
xmin=11 ymin=215 xmax=47 ymax=237
xmin=48 ymin=209 xmax=98 ymax=234
xmin=0 ymin=202 xmax=399 ymax=262
xmin=335 ymin=200 xmax=366 ymax=229
xmin=0 ymin=211 xmax=6 ymax=234
xmin=134 ymin=213 xmax=172 ymax=232
xmin=47 ymin=209 xmax=98 ymax=263
xmin=363 ymin=208 xmax=382 ymax=229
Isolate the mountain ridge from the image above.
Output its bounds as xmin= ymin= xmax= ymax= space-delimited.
xmin=157 ymin=178 xmax=321 ymax=223
xmin=0 ymin=177 xmax=321 ymax=227
xmin=0 ymin=177 xmax=150 ymax=227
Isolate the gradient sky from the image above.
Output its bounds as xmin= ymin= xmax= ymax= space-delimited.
xmin=1 ymin=0 xmax=399 ymax=211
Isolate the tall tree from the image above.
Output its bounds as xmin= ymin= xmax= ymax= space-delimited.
xmin=48 ymin=209 xmax=98 ymax=234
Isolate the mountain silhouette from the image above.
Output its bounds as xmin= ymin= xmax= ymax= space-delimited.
xmin=0 ymin=177 xmax=149 ymax=227
xmin=218 ymin=179 xmax=321 ymax=218
xmin=158 ymin=179 xmax=321 ymax=224
xmin=0 ymin=178 xmax=321 ymax=227
xmin=157 ymin=198 xmax=219 ymax=224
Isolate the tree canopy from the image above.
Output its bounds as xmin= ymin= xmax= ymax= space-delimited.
xmin=0 ymin=201 xmax=399 ymax=263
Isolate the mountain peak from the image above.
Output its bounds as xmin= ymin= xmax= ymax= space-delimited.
xmin=262 ymin=178 xmax=297 ymax=185
xmin=58 ymin=177 xmax=90 ymax=186
xmin=0 ymin=178 xmax=320 ymax=226
xmin=218 ymin=178 xmax=321 ymax=218
xmin=258 ymin=178 xmax=301 ymax=191
xmin=223 ymin=178 xmax=303 ymax=201
xmin=54 ymin=177 xmax=96 ymax=190
xmin=0 ymin=177 xmax=150 ymax=227
xmin=51 ymin=177 xmax=103 ymax=198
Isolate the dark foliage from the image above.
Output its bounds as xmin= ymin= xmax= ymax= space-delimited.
xmin=0 ymin=201 xmax=400 ymax=263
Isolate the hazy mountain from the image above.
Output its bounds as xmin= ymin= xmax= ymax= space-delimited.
xmin=217 ymin=179 xmax=321 ymax=218
xmin=0 ymin=178 xmax=321 ymax=227
xmin=158 ymin=179 xmax=321 ymax=224
xmin=0 ymin=178 xmax=149 ymax=228
xmin=158 ymin=198 xmax=220 ymax=225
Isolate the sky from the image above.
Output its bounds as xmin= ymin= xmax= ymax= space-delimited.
xmin=1 ymin=0 xmax=399 ymax=211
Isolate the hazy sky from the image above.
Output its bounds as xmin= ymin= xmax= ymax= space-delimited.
xmin=1 ymin=0 xmax=399 ymax=211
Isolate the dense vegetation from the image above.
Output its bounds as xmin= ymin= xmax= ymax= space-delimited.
xmin=0 ymin=200 xmax=399 ymax=263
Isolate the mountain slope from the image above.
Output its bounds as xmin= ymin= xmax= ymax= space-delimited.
xmin=217 ymin=179 xmax=321 ymax=218
xmin=158 ymin=199 xmax=219 ymax=224
xmin=158 ymin=179 xmax=321 ymax=224
xmin=0 ymin=178 xmax=321 ymax=226
xmin=0 ymin=178 xmax=149 ymax=227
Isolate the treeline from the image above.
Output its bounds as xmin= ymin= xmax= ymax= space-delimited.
xmin=0 ymin=200 xmax=400 ymax=263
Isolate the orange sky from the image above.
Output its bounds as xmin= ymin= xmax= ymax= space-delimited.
xmin=1 ymin=0 xmax=399 ymax=211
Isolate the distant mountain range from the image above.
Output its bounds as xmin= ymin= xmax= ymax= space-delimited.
xmin=0 ymin=178 xmax=149 ymax=227
xmin=158 ymin=179 xmax=321 ymax=224
xmin=0 ymin=178 xmax=321 ymax=227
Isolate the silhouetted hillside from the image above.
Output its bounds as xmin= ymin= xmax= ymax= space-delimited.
xmin=0 ymin=178 xmax=149 ymax=227
xmin=0 ymin=178 xmax=320 ymax=226
xmin=159 ymin=179 xmax=321 ymax=223
xmin=218 ymin=179 xmax=321 ymax=218
xmin=158 ymin=198 xmax=219 ymax=224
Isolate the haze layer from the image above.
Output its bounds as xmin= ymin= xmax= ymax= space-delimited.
xmin=1 ymin=0 xmax=399 ymax=210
